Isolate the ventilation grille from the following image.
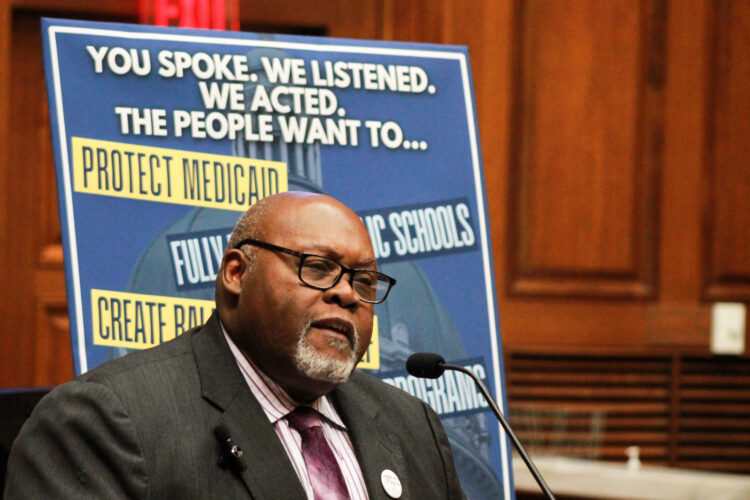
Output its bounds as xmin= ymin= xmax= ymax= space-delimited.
xmin=506 ymin=353 xmax=672 ymax=463
xmin=678 ymin=356 xmax=750 ymax=473
xmin=506 ymin=351 xmax=750 ymax=473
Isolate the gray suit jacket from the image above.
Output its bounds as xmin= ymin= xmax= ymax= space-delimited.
xmin=4 ymin=314 xmax=463 ymax=499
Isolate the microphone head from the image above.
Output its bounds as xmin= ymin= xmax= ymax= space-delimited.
xmin=406 ymin=352 xmax=446 ymax=379
xmin=214 ymin=425 xmax=231 ymax=442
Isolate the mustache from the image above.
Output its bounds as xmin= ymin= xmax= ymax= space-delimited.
xmin=305 ymin=317 xmax=359 ymax=352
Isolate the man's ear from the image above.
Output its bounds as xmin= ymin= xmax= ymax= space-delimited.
xmin=220 ymin=250 xmax=247 ymax=296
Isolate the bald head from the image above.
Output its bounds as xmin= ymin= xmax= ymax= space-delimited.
xmin=227 ymin=191 xmax=364 ymax=250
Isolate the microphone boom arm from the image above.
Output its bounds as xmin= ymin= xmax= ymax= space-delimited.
xmin=441 ymin=362 xmax=556 ymax=500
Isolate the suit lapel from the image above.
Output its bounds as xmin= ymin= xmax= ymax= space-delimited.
xmin=332 ymin=374 xmax=409 ymax=500
xmin=193 ymin=314 xmax=306 ymax=500
xmin=219 ymin=398 xmax=306 ymax=499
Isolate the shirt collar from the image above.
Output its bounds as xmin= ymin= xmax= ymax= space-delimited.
xmin=221 ymin=324 xmax=347 ymax=430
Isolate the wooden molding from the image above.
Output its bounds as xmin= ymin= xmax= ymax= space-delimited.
xmin=507 ymin=0 xmax=666 ymax=300
xmin=702 ymin=0 xmax=750 ymax=302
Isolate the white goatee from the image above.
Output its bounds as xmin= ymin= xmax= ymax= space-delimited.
xmin=294 ymin=320 xmax=360 ymax=384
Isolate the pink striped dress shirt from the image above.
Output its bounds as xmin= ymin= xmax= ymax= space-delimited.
xmin=223 ymin=329 xmax=369 ymax=499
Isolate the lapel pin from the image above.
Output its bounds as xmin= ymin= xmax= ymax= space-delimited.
xmin=380 ymin=469 xmax=402 ymax=499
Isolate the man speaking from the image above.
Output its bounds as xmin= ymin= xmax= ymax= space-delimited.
xmin=5 ymin=191 xmax=464 ymax=499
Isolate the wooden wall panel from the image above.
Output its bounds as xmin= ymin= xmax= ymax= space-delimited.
xmin=658 ymin=0 xmax=707 ymax=306
xmin=32 ymin=268 xmax=71 ymax=386
xmin=704 ymin=0 xmax=750 ymax=302
xmin=0 ymin=3 xmax=12 ymax=382
xmin=380 ymin=0 xmax=449 ymax=44
xmin=508 ymin=0 xmax=665 ymax=299
xmin=0 ymin=3 xmax=11 ymax=282
xmin=239 ymin=0 xmax=380 ymax=39
xmin=1 ymin=10 xmax=71 ymax=388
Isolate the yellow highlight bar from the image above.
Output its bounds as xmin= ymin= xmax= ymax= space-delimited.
xmin=91 ymin=289 xmax=381 ymax=369
xmin=91 ymin=290 xmax=215 ymax=349
xmin=72 ymin=137 xmax=287 ymax=211
xmin=357 ymin=316 xmax=379 ymax=370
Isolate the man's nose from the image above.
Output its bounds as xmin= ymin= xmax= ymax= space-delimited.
xmin=323 ymin=271 xmax=359 ymax=307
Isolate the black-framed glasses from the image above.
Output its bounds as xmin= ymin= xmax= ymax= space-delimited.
xmin=234 ymin=238 xmax=397 ymax=304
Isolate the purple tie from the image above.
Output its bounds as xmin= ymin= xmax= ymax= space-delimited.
xmin=287 ymin=407 xmax=350 ymax=500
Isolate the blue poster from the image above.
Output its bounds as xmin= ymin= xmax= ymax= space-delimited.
xmin=42 ymin=18 xmax=512 ymax=498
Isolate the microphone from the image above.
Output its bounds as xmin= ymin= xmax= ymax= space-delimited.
xmin=214 ymin=425 xmax=247 ymax=473
xmin=405 ymin=352 xmax=446 ymax=378
xmin=406 ymin=352 xmax=556 ymax=500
